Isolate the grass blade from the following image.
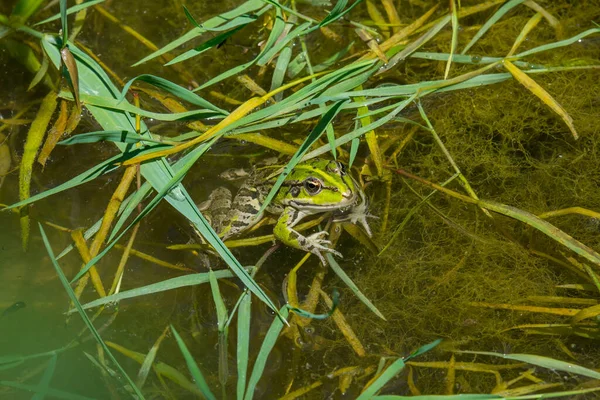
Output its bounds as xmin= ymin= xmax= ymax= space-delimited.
xmin=77 ymin=268 xmax=246 ymax=311
xmin=503 ymin=60 xmax=578 ymax=139
xmin=236 ymin=292 xmax=251 ymax=400
xmin=326 ymin=253 xmax=386 ymax=320
xmin=34 ymin=0 xmax=105 ymax=26
xmin=31 ymin=353 xmax=58 ymax=400
xmin=171 ymin=325 xmax=216 ymax=400
xmin=244 ymin=306 xmax=289 ymax=400
xmin=459 ymin=350 xmax=600 ymax=380
xmin=358 ymin=339 xmax=442 ymax=399
xmin=461 ymin=0 xmax=525 ymax=54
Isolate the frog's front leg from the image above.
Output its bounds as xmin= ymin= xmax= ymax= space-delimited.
xmin=274 ymin=207 xmax=342 ymax=264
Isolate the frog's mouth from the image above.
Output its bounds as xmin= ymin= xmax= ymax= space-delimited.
xmin=288 ymin=191 xmax=356 ymax=212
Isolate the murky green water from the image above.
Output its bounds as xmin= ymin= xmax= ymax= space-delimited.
xmin=1 ymin=0 xmax=600 ymax=398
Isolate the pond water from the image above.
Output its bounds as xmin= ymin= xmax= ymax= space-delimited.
xmin=1 ymin=0 xmax=600 ymax=399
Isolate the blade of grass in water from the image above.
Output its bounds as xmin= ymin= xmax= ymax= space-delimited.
xmin=76 ymin=268 xmax=248 ymax=311
xmin=171 ymin=325 xmax=216 ymax=400
xmin=0 ymin=380 xmax=94 ymax=400
xmin=461 ymin=0 xmax=526 ymax=54
xmin=326 ymin=253 xmax=386 ymax=320
xmin=136 ymin=326 xmax=169 ymax=389
xmin=31 ymin=353 xmax=57 ymax=400
xmin=38 ymin=223 xmax=144 ymax=399
xmin=237 ymin=292 xmax=251 ymax=400
xmin=244 ymin=307 xmax=289 ymax=400
xmin=133 ymin=0 xmax=268 ymax=66
xmin=357 ymin=339 xmax=442 ymax=399
xmin=457 ymin=350 xmax=600 ymax=379
xmin=34 ymin=0 xmax=106 ymax=26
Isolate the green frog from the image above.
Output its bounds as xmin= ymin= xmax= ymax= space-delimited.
xmin=198 ymin=158 xmax=372 ymax=264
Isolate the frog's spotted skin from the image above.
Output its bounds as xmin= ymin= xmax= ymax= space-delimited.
xmin=199 ymin=158 xmax=371 ymax=263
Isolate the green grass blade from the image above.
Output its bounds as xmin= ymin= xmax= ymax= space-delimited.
xmin=357 ymin=339 xmax=441 ymax=400
xmin=59 ymin=0 xmax=67 ymax=46
xmin=514 ymin=27 xmax=600 ymax=58
xmin=236 ymin=292 xmax=251 ymax=400
xmin=166 ymin=24 xmax=250 ymax=66
xmin=209 ymin=270 xmax=229 ymax=331
xmin=4 ymin=153 xmax=121 ymax=210
xmin=119 ymin=74 xmax=227 ymax=114
xmin=171 ymin=326 xmax=216 ymax=400
xmin=58 ymin=130 xmax=167 ymax=145
xmin=270 ymin=46 xmax=292 ymax=101
xmin=77 ymin=268 xmax=246 ymax=311
xmin=373 ymin=396 xmax=499 ymax=400
xmin=257 ymin=22 xmax=311 ymax=67
xmin=38 ymin=223 xmax=144 ymax=399
xmin=132 ymin=0 xmax=267 ymax=66
xmin=31 ymin=353 xmax=58 ymax=400
xmin=243 ymin=306 xmax=289 ymax=400
xmin=34 ymin=0 xmax=105 ymax=26
xmin=459 ymin=351 xmax=600 ymax=379
xmin=61 ymin=91 xmax=222 ymax=121
xmin=326 ymin=253 xmax=386 ymax=320
xmin=461 ymin=0 xmax=525 ymax=54
xmin=136 ymin=327 xmax=168 ymax=389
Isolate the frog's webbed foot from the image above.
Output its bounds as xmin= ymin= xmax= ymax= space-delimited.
xmin=305 ymin=231 xmax=342 ymax=265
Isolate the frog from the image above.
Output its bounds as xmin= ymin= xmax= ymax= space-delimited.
xmin=197 ymin=158 xmax=372 ymax=264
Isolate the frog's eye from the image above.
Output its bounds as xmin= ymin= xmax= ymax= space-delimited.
xmin=303 ymin=177 xmax=322 ymax=195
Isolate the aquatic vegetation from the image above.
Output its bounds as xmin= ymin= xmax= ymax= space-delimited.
xmin=0 ymin=0 xmax=599 ymax=398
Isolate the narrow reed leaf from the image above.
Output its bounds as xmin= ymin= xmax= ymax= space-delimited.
xmin=6 ymin=153 xmax=121 ymax=210
xmin=459 ymin=351 xmax=600 ymax=379
xmin=119 ymin=74 xmax=227 ymax=114
xmin=514 ymin=27 xmax=600 ymax=58
xmin=197 ymin=9 xmax=286 ymax=89
xmin=61 ymin=91 xmax=221 ymax=121
xmin=326 ymin=253 xmax=386 ymax=320
xmin=358 ymin=340 xmax=441 ymax=399
xmin=32 ymin=353 xmax=58 ymax=400
xmin=60 ymin=0 xmax=67 ymax=45
xmin=286 ymin=52 xmax=307 ymax=78
xmin=133 ymin=0 xmax=266 ymax=66
xmin=166 ymin=24 xmax=249 ymax=66
xmin=78 ymin=269 xmax=245 ymax=311
xmin=373 ymin=395 xmax=499 ymax=399
xmin=136 ymin=326 xmax=169 ymax=389
xmin=349 ymin=137 xmax=359 ymax=167
xmin=270 ymin=46 xmax=292 ymax=101
xmin=244 ymin=307 xmax=289 ymax=400
xmin=27 ymin=49 xmax=49 ymax=91
xmin=461 ymin=0 xmax=526 ymax=54
xmin=34 ymin=0 xmax=105 ymax=26
xmin=237 ymin=292 xmax=251 ymax=400
xmin=258 ymin=98 xmax=348 ymax=215
xmin=503 ymin=60 xmax=578 ymax=139
xmin=38 ymin=224 xmax=144 ymax=399
xmin=444 ymin=0 xmax=459 ymax=79
xmin=58 ymin=130 xmax=167 ymax=145
xmin=209 ymin=269 xmax=229 ymax=331
xmin=171 ymin=326 xmax=216 ymax=400
xmin=507 ymin=12 xmax=543 ymax=56
xmin=257 ymin=22 xmax=312 ymax=67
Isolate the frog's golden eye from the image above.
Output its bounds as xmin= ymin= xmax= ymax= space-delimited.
xmin=303 ymin=177 xmax=322 ymax=195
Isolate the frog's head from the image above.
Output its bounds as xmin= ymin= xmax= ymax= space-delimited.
xmin=278 ymin=159 xmax=357 ymax=213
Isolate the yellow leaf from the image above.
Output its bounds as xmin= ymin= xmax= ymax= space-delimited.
xmin=504 ymin=60 xmax=578 ymax=139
